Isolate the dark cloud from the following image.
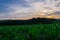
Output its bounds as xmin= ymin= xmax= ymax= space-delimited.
xmin=54 ymin=11 xmax=60 ymax=14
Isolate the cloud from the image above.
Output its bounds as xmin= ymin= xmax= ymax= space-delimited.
xmin=0 ymin=0 xmax=60 ymax=19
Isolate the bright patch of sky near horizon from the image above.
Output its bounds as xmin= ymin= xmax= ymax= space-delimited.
xmin=0 ymin=0 xmax=60 ymax=20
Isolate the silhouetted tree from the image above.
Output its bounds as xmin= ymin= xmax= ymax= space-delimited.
xmin=0 ymin=18 xmax=57 ymax=25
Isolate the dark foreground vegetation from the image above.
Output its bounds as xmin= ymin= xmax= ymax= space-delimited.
xmin=0 ymin=18 xmax=60 ymax=40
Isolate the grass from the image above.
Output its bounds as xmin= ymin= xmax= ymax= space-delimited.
xmin=0 ymin=21 xmax=60 ymax=40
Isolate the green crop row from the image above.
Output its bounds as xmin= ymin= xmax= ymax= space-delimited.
xmin=0 ymin=22 xmax=60 ymax=40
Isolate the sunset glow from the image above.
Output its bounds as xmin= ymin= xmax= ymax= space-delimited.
xmin=0 ymin=0 xmax=60 ymax=20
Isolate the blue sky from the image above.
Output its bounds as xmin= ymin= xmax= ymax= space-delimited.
xmin=0 ymin=0 xmax=60 ymax=19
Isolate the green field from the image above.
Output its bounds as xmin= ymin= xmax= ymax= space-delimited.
xmin=0 ymin=22 xmax=60 ymax=40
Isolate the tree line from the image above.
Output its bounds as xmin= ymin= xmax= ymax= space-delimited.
xmin=0 ymin=18 xmax=57 ymax=25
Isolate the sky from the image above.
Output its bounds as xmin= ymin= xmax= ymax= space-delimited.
xmin=0 ymin=0 xmax=60 ymax=20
